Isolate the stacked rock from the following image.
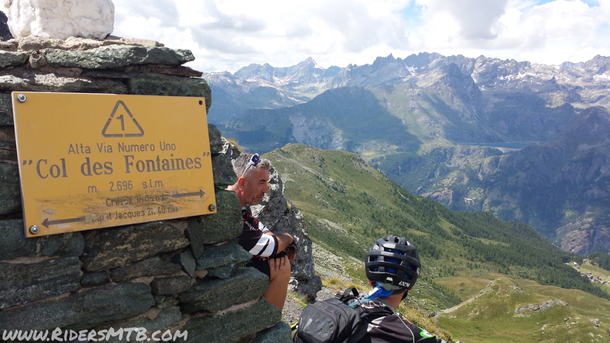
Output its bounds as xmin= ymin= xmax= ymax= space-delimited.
xmin=0 ymin=36 xmax=290 ymax=343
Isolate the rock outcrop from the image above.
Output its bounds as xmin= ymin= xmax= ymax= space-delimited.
xmin=514 ymin=299 xmax=569 ymax=317
xmin=0 ymin=11 xmax=12 ymax=41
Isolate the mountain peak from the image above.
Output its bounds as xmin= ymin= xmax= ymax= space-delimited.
xmin=233 ymin=62 xmax=275 ymax=81
xmin=404 ymin=52 xmax=443 ymax=69
xmin=298 ymin=57 xmax=323 ymax=70
xmin=552 ymin=106 xmax=610 ymax=148
xmin=583 ymin=55 xmax=610 ymax=74
xmin=572 ymin=106 xmax=610 ymax=134
xmin=373 ymin=54 xmax=396 ymax=64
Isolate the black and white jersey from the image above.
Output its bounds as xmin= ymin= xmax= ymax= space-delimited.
xmin=355 ymin=298 xmax=449 ymax=343
xmin=238 ymin=206 xmax=278 ymax=257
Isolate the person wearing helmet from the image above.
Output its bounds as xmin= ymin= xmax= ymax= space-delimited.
xmin=354 ymin=235 xmax=456 ymax=343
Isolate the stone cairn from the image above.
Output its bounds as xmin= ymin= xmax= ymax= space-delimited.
xmin=0 ymin=36 xmax=292 ymax=343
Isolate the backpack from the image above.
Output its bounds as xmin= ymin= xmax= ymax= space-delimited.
xmin=293 ymin=288 xmax=371 ymax=343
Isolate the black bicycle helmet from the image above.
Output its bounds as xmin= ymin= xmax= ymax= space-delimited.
xmin=365 ymin=235 xmax=421 ymax=291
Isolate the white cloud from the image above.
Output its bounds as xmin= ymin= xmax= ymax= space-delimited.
xmin=492 ymin=0 xmax=610 ymax=63
xmin=405 ymin=0 xmax=610 ymax=64
xmin=416 ymin=0 xmax=509 ymax=40
xmin=112 ymin=0 xmax=412 ymax=72
xmin=115 ymin=0 xmax=179 ymax=26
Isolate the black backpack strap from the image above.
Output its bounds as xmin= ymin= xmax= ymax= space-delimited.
xmin=368 ymin=298 xmax=396 ymax=314
xmin=347 ymin=297 xmax=409 ymax=343
xmin=338 ymin=287 xmax=359 ymax=301
xmin=346 ymin=296 xmax=380 ymax=343
xmin=361 ymin=299 xmax=417 ymax=342
xmin=348 ymin=322 xmax=369 ymax=343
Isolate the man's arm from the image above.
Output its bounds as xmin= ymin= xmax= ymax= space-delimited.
xmin=264 ymin=232 xmax=295 ymax=271
xmin=240 ymin=208 xmax=288 ymax=258
xmin=266 ymin=232 xmax=293 ymax=252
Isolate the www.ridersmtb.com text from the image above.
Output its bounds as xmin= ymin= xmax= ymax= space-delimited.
xmin=2 ymin=328 xmax=188 ymax=342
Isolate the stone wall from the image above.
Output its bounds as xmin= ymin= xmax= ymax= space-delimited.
xmin=0 ymin=37 xmax=291 ymax=343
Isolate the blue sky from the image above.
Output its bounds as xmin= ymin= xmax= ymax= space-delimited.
xmin=110 ymin=0 xmax=610 ymax=73
xmin=401 ymin=2 xmax=424 ymax=23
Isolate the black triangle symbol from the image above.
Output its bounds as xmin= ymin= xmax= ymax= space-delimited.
xmin=101 ymin=100 xmax=145 ymax=138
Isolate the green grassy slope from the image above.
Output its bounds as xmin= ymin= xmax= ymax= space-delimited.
xmin=437 ymin=277 xmax=610 ymax=343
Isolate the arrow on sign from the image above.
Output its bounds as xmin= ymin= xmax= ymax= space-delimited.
xmin=42 ymin=216 xmax=87 ymax=228
xmin=172 ymin=190 xmax=205 ymax=199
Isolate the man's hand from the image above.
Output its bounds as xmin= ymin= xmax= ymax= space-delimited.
xmin=287 ymin=249 xmax=296 ymax=261
xmin=268 ymin=255 xmax=289 ymax=271
xmin=286 ymin=242 xmax=297 ymax=261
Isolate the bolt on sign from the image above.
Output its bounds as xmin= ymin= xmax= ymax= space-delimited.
xmin=12 ymin=92 xmax=216 ymax=238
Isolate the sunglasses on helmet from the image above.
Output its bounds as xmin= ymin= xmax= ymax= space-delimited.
xmin=240 ymin=153 xmax=260 ymax=177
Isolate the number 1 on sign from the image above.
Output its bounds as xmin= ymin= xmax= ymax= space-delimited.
xmin=116 ymin=115 xmax=125 ymax=131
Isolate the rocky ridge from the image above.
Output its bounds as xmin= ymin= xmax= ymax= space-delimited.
xmin=206 ymin=53 xmax=610 ymax=151
xmin=205 ymin=52 xmax=610 ymax=125
xmin=419 ymin=106 xmax=610 ymax=253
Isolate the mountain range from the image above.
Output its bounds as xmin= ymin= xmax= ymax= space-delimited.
xmin=204 ymin=53 xmax=610 ymax=254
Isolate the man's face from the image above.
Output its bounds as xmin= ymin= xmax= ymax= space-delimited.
xmin=241 ymin=168 xmax=269 ymax=206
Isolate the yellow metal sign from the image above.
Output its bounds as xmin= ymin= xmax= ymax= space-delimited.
xmin=12 ymin=92 xmax=216 ymax=238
